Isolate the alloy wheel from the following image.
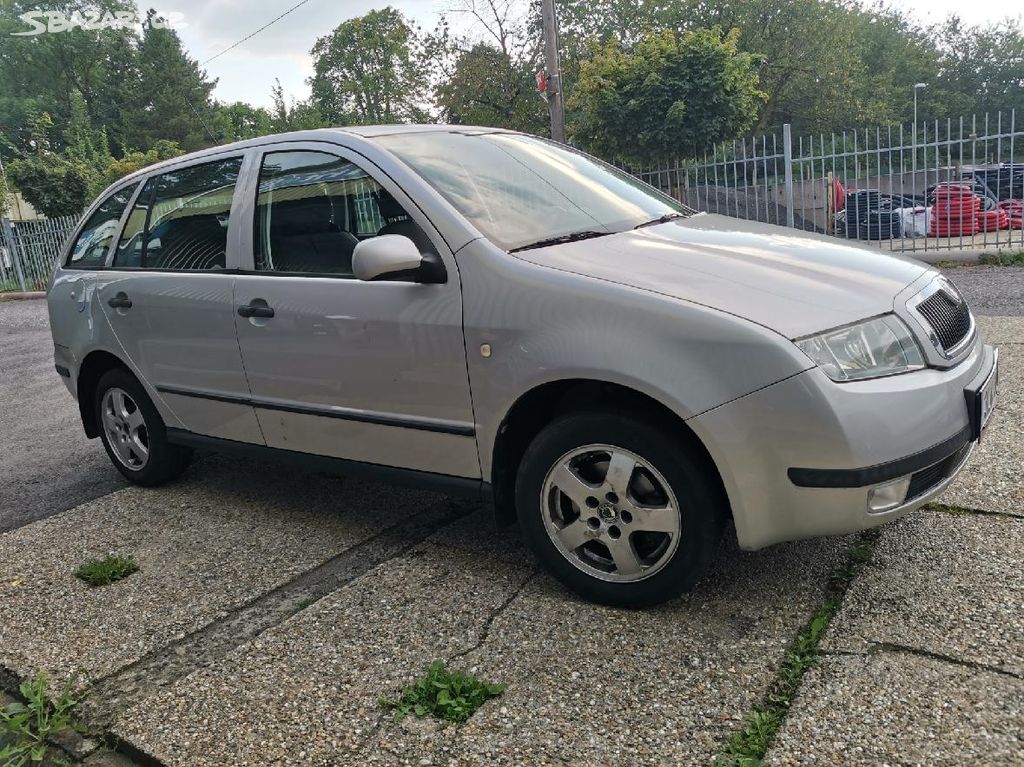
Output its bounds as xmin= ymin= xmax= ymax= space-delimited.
xmin=540 ymin=444 xmax=681 ymax=582
xmin=101 ymin=387 xmax=149 ymax=471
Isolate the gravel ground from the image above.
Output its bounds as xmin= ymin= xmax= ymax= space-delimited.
xmin=112 ymin=511 xmax=852 ymax=767
xmin=0 ymin=451 xmax=442 ymax=685
xmin=941 ymin=265 xmax=1024 ymax=316
xmin=763 ymin=652 xmax=1023 ymax=767
xmin=943 ymin=321 xmax=1024 ymax=517
xmin=0 ymin=298 xmax=126 ymax=531
xmin=823 ymin=509 xmax=1024 ymax=676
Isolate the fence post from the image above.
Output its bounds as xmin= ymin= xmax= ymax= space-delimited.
xmin=782 ymin=124 xmax=795 ymax=228
xmin=1 ymin=217 xmax=27 ymax=292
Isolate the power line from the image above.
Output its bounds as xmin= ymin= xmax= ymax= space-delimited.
xmin=200 ymin=0 xmax=319 ymax=66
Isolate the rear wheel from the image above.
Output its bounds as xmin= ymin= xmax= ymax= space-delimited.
xmin=95 ymin=368 xmax=192 ymax=486
xmin=515 ymin=411 xmax=725 ymax=607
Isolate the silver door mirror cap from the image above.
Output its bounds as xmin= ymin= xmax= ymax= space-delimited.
xmin=352 ymin=235 xmax=424 ymax=282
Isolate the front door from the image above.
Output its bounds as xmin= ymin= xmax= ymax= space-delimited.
xmin=98 ymin=153 xmax=264 ymax=444
xmin=232 ymin=146 xmax=479 ymax=478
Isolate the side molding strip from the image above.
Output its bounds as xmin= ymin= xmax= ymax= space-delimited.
xmin=156 ymin=385 xmax=476 ymax=437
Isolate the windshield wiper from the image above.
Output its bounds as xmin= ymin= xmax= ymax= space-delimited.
xmin=634 ymin=212 xmax=687 ymax=229
xmin=509 ymin=229 xmax=612 ymax=253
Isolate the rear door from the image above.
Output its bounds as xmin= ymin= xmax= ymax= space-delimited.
xmin=231 ymin=142 xmax=479 ymax=478
xmin=96 ymin=152 xmax=264 ymax=443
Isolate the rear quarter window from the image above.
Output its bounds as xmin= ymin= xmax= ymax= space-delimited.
xmin=65 ymin=183 xmax=139 ymax=268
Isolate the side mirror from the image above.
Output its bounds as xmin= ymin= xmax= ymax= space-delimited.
xmin=353 ymin=235 xmax=440 ymax=283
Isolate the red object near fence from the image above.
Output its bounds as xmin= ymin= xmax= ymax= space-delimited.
xmin=929 ymin=183 xmax=981 ymax=237
xmin=998 ymin=200 xmax=1024 ymax=229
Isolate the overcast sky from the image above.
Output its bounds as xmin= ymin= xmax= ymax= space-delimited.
xmin=154 ymin=0 xmax=1022 ymax=109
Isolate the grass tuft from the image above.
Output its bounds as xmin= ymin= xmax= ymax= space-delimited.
xmin=380 ymin=661 xmax=506 ymax=724
xmin=978 ymin=250 xmax=1024 ymax=266
xmin=75 ymin=554 xmax=139 ymax=587
xmin=716 ymin=528 xmax=881 ymax=766
xmin=0 ymin=673 xmax=84 ymax=767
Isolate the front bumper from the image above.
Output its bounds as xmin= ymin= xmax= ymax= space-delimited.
xmin=689 ymin=337 xmax=996 ymax=550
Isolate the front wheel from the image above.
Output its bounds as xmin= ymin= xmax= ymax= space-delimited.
xmin=515 ymin=412 xmax=725 ymax=607
xmin=95 ymin=368 xmax=192 ymax=486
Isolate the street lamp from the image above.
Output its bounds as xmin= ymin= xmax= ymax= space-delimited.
xmin=913 ymin=83 xmax=927 ymax=132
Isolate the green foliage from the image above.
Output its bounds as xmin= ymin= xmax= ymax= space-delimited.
xmin=74 ymin=554 xmax=139 ymax=587
xmin=270 ymin=79 xmax=327 ymax=132
xmin=6 ymin=153 xmax=90 ymax=218
xmin=119 ymin=11 xmax=219 ymax=152
xmin=978 ymin=251 xmax=1024 ymax=266
xmin=214 ymin=102 xmax=275 ymax=143
xmin=309 ymin=7 xmax=430 ymax=125
xmin=569 ymin=28 xmax=764 ymax=163
xmin=0 ymin=673 xmax=83 ymax=767
xmin=94 ymin=140 xmax=183 ymax=194
xmin=380 ymin=661 xmax=506 ymax=723
xmin=436 ymin=43 xmax=547 ymax=133
xmin=717 ymin=529 xmax=880 ymax=766
xmin=0 ymin=172 xmax=9 ymax=218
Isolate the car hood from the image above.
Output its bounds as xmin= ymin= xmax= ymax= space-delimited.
xmin=512 ymin=213 xmax=929 ymax=338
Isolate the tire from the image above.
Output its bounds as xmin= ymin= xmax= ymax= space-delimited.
xmin=515 ymin=411 xmax=725 ymax=607
xmin=94 ymin=367 xmax=192 ymax=486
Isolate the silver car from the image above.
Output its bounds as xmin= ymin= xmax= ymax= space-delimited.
xmin=47 ymin=126 xmax=999 ymax=606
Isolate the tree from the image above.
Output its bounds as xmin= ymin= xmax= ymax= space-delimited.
xmin=214 ymin=102 xmax=275 ymax=142
xmin=96 ymin=139 xmax=182 ymax=191
xmin=270 ymin=80 xmax=327 ymax=132
xmin=436 ymin=43 xmax=547 ymax=132
xmin=309 ymin=7 xmax=429 ymax=125
xmin=119 ymin=10 xmax=218 ymax=152
xmin=7 ymin=154 xmax=91 ymax=217
xmin=569 ymin=28 xmax=764 ymax=163
xmin=935 ymin=16 xmax=1024 ymax=119
xmin=0 ymin=1 xmax=140 ymax=154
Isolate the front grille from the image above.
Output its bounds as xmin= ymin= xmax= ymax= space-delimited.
xmin=906 ymin=444 xmax=970 ymax=501
xmin=916 ymin=289 xmax=972 ymax=352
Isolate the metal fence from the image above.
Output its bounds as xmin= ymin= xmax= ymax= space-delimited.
xmin=0 ymin=214 xmax=79 ymax=293
xmin=630 ymin=110 xmax=1024 ymax=255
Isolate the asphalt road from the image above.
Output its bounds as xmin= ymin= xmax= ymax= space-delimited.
xmin=0 ymin=299 xmax=126 ymax=532
xmin=1 ymin=265 xmax=1019 ymax=532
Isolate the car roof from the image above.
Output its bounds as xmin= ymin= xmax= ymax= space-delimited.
xmin=109 ymin=124 xmax=514 ymax=193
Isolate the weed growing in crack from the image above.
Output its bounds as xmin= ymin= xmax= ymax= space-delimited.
xmin=0 ymin=673 xmax=84 ymax=767
xmin=716 ymin=528 xmax=881 ymax=766
xmin=75 ymin=555 xmax=138 ymax=587
xmin=380 ymin=661 xmax=506 ymax=724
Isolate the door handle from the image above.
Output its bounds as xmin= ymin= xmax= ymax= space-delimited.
xmin=107 ymin=292 xmax=132 ymax=309
xmin=238 ymin=301 xmax=275 ymax=319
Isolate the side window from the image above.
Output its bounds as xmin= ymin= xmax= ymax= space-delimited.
xmin=66 ymin=184 xmax=139 ymax=268
xmin=112 ymin=157 xmax=242 ymax=270
xmin=254 ymin=150 xmax=431 ymax=276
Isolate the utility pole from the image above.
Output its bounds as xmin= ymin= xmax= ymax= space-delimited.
xmin=541 ymin=0 xmax=565 ymax=143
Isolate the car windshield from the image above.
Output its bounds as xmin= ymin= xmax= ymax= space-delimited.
xmin=377 ymin=131 xmax=695 ymax=252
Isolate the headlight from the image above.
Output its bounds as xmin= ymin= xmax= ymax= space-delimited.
xmin=796 ymin=315 xmax=925 ymax=381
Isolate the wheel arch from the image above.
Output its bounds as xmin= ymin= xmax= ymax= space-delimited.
xmin=489 ymin=378 xmax=731 ymax=529
xmin=76 ymin=350 xmax=132 ymax=438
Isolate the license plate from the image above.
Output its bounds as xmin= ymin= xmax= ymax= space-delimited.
xmin=966 ymin=349 xmax=999 ymax=442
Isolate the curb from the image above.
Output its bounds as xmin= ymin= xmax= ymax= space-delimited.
xmin=0 ymin=291 xmax=46 ymax=300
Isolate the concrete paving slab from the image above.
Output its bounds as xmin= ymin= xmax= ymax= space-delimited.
xmin=0 ymin=453 xmax=441 ymax=686
xmin=116 ymin=512 xmax=851 ymax=767
xmin=976 ymin=315 xmax=1024 ymax=344
xmin=941 ymin=343 xmax=1024 ymax=517
xmin=112 ymin=537 xmax=534 ymax=767
xmin=763 ymin=652 xmax=1024 ymax=767
xmin=822 ymin=509 xmax=1024 ymax=677
xmin=374 ymin=536 xmax=851 ymax=767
